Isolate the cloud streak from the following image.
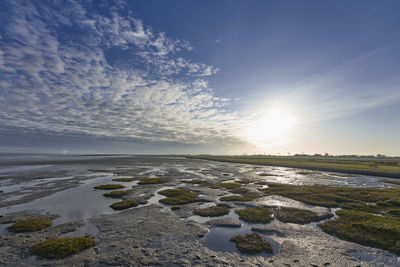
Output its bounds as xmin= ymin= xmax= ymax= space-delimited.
xmin=283 ymin=43 xmax=400 ymax=122
xmin=0 ymin=0 xmax=241 ymax=147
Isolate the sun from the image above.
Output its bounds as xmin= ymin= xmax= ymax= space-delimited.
xmin=245 ymin=108 xmax=297 ymax=149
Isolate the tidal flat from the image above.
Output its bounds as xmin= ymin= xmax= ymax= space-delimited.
xmin=0 ymin=154 xmax=399 ymax=266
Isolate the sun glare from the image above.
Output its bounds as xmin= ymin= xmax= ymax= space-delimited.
xmin=245 ymin=108 xmax=297 ymax=149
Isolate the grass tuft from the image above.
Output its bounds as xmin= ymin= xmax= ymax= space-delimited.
xmin=235 ymin=207 xmax=273 ymax=223
xmin=8 ymin=218 xmax=52 ymax=232
xmin=103 ymin=189 xmax=132 ymax=198
xmin=274 ymin=207 xmax=333 ymax=224
xmin=381 ymin=179 xmax=400 ymax=186
xmin=31 ymin=236 xmax=95 ymax=259
xmin=229 ymin=187 xmax=250 ymax=194
xmin=193 ymin=206 xmax=230 ymax=217
xmin=158 ymin=189 xmax=199 ymax=205
xmin=220 ymin=193 xmax=262 ymax=202
xmin=182 ymin=179 xmax=209 ymax=185
xmin=94 ymin=184 xmax=125 ymax=190
xmin=110 ymin=200 xmax=139 ymax=210
xmin=235 ymin=179 xmax=251 ymax=184
xmin=112 ymin=177 xmax=136 ymax=182
xmin=138 ymin=178 xmax=168 ymax=184
xmin=258 ymin=173 xmax=276 ymax=176
xmin=230 ymin=233 xmax=273 ymax=254
xmin=209 ymin=182 xmax=241 ymax=189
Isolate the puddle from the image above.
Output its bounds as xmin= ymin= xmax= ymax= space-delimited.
xmin=201 ymin=226 xmax=280 ymax=256
xmin=309 ymin=208 xmax=340 ymax=227
xmin=62 ymin=222 xmax=99 ymax=238
xmin=0 ymin=176 xmax=76 ymax=194
xmin=0 ymin=223 xmax=13 ymax=235
xmin=140 ymin=186 xmax=175 ymax=207
xmin=3 ymin=193 xmax=30 ymax=202
xmin=199 ymin=209 xmax=280 ymax=257
xmin=189 ymin=205 xmax=280 ymax=257
xmin=351 ymin=252 xmax=376 ymax=262
xmin=0 ymin=174 xmax=139 ymax=235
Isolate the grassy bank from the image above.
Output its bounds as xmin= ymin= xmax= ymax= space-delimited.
xmin=189 ymin=155 xmax=400 ymax=178
xmin=255 ymin=182 xmax=400 ymax=255
xmin=261 ymin=183 xmax=400 ymax=215
xmin=319 ymin=210 xmax=400 ymax=255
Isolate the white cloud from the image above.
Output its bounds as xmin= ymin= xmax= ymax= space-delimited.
xmin=0 ymin=0 xmax=242 ymax=147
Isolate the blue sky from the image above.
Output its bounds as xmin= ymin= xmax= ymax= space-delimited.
xmin=0 ymin=0 xmax=399 ymax=155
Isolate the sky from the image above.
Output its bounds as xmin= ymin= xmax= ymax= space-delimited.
xmin=0 ymin=0 xmax=400 ymax=155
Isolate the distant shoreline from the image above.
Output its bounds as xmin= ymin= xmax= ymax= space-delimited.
xmin=188 ymin=155 xmax=400 ymax=179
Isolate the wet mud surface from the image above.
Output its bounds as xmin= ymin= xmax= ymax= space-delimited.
xmin=0 ymin=154 xmax=399 ymax=266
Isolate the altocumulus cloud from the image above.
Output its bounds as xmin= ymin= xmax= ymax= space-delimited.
xmin=0 ymin=0 xmax=243 ymax=147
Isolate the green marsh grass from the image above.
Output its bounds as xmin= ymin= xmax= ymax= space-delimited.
xmin=319 ymin=209 xmax=400 ymax=255
xmin=31 ymin=236 xmax=95 ymax=259
xmin=274 ymin=207 xmax=333 ymax=224
xmin=219 ymin=193 xmax=261 ymax=202
xmin=261 ymin=183 xmax=400 ymax=215
xmin=138 ymin=178 xmax=168 ymax=184
xmin=235 ymin=207 xmax=273 ymax=223
xmin=230 ymin=233 xmax=273 ymax=254
xmin=103 ymin=189 xmax=132 ymax=198
xmin=190 ymin=155 xmax=400 ymax=178
xmin=193 ymin=206 xmax=230 ymax=217
xmin=94 ymin=184 xmax=125 ymax=190
xmin=8 ymin=218 xmax=52 ymax=232
xmin=112 ymin=177 xmax=136 ymax=182
xmin=158 ymin=189 xmax=199 ymax=205
xmin=110 ymin=200 xmax=139 ymax=210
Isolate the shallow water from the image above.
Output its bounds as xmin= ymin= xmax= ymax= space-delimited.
xmin=0 ymin=154 xmax=396 ymax=245
xmin=0 ymin=173 xmax=138 ymax=234
xmin=196 ymin=209 xmax=280 ymax=256
xmin=0 ymin=165 xmax=54 ymax=174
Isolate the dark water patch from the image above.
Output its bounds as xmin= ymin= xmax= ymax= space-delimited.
xmin=200 ymin=224 xmax=279 ymax=256
xmin=197 ymin=207 xmax=280 ymax=256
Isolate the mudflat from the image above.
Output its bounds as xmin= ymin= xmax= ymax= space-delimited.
xmin=0 ymin=154 xmax=399 ymax=266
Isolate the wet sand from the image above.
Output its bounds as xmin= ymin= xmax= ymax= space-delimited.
xmin=0 ymin=155 xmax=399 ymax=266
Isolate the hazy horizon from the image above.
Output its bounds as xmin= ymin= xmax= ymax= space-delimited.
xmin=1 ymin=0 xmax=400 ymax=156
